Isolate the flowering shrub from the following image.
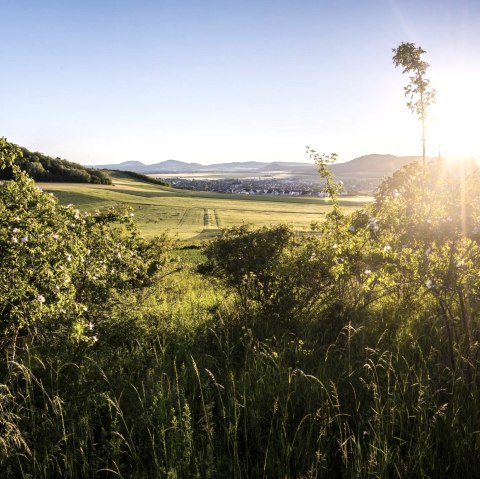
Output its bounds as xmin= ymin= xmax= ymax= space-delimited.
xmin=0 ymin=139 xmax=167 ymax=353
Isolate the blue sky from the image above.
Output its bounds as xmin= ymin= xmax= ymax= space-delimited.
xmin=1 ymin=0 xmax=479 ymax=165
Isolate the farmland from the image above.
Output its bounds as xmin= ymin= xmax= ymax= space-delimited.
xmin=39 ymin=171 xmax=371 ymax=240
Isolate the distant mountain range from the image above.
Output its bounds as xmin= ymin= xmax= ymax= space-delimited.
xmin=94 ymin=154 xmax=427 ymax=179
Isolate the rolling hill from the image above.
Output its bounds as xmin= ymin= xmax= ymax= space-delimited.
xmin=93 ymin=154 xmax=425 ymax=179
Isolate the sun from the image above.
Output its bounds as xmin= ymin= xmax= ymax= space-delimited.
xmin=429 ymin=72 xmax=480 ymax=159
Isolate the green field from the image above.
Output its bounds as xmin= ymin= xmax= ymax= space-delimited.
xmin=39 ymin=172 xmax=371 ymax=240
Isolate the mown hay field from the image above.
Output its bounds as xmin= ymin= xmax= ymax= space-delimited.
xmin=39 ymin=172 xmax=371 ymax=240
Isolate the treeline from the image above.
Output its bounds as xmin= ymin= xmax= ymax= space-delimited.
xmin=114 ymin=169 xmax=169 ymax=186
xmin=0 ymin=144 xmax=111 ymax=184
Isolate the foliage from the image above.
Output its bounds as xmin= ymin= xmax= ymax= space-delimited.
xmin=0 ymin=143 xmax=111 ymax=184
xmin=392 ymin=42 xmax=436 ymax=164
xmin=0 ymin=138 xmax=167 ymax=354
xmin=3 ymin=134 xmax=480 ymax=478
xmin=113 ymin=169 xmax=170 ymax=186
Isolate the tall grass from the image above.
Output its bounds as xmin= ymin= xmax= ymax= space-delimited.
xmin=2 ymin=270 xmax=480 ymax=478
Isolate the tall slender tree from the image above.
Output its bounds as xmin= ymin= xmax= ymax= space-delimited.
xmin=392 ymin=42 xmax=436 ymax=168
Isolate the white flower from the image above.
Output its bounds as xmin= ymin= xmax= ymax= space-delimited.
xmin=130 ymin=212 xmax=134 ymax=217
xmin=12 ymin=228 xmax=19 ymax=234
xmin=333 ymin=243 xmax=338 ymax=249
xmin=383 ymin=244 xmax=391 ymax=252
xmin=364 ymin=269 xmax=372 ymax=275
xmin=11 ymin=236 xmax=18 ymax=243
xmin=20 ymin=237 xmax=28 ymax=243
xmin=66 ymin=254 xmax=72 ymax=262
xmin=88 ymin=322 xmax=94 ymax=331
xmin=82 ymin=306 xmax=88 ymax=312
xmin=52 ymin=233 xmax=59 ymax=240
xmin=348 ymin=225 xmax=355 ymax=232
xmin=37 ymin=294 xmax=46 ymax=303
xmin=14 ymin=216 xmax=20 ymax=222
xmin=426 ymin=280 xmax=434 ymax=289
xmin=368 ymin=217 xmax=379 ymax=233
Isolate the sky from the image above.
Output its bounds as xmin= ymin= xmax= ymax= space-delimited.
xmin=1 ymin=0 xmax=479 ymax=165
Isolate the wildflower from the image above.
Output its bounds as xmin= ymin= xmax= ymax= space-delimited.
xmin=348 ymin=225 xmax=355 ymax=232
xmin=364 ymin=269 xmax=372 ymax=275
xmin=12 ymin=228 xmax=19 ymax=234
xmin=82 ymin=306 xmax=88 ymax=312
xmin=14 ymin=216 xmax=20 ymax=222
xmin=426 ymin=280 xmax=434 ymax=289
xmin=37 ymin=294 xmax=46 ymax=303
xmin=11 ymin=236 xmax=18 ymax=243
xmin=92 ymin=336 xmax=98 ymax=343
xmin=368 ymin=217 xmax=379 ymax=233
xmin=66 ymin=254 xmax=72 ymax=262
xmin=88 ymin=322 xmax=94 ymax=331
xmin=20 ymin=237 xmax=28 ymax=243
xmin=54 ymin=286 xmax=60 ymax=292
xmin=52 ymin=233 xmax=59 ymax=240
xmin=383 ymin=244 xmax=391 ymax=252
xmin=130 ymin=212 xmax=134 ymax=217
xmin=66 ymin=204 xmax=73 ymax=208
xmin=333 ymin=243 xmax=338 ymax=249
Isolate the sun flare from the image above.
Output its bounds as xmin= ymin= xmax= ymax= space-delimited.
xmin=429 ymin=73 xmax=480 ymax=160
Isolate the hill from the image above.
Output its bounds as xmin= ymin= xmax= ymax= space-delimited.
xmin=0 ymin=144 xmax=112 ymax=184
xmin=93 ymin=154 xmax=423 ymax=179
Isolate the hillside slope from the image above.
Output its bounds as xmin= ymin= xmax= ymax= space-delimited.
xmin=1 ymin=144 xmax=111 ymax=184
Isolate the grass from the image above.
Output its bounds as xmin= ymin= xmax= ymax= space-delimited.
xmin=39 ymin=172 xmax=371 ymax=240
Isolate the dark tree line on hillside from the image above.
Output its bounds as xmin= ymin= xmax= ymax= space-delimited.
xmin=0 ymin=145 xmax=112 ymax=184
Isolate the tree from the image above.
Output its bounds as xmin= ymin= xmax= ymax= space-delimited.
xmin=392 ymin=42 xmax=436 ymax=167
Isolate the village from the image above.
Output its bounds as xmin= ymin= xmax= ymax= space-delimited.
xmin=163 ymin=176 xmax=377 ymax=196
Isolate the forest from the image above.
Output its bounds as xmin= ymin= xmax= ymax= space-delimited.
xmin=2 ymin=135 xmax=480 ymax=478
xmin=0 ymin=145 xmax=112 ymax=184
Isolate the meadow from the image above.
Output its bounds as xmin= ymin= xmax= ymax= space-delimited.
xmin=39 ymin=171 xmax=371 ymax=240
xmin=3 ymin=138 xmax=480 ymax=478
